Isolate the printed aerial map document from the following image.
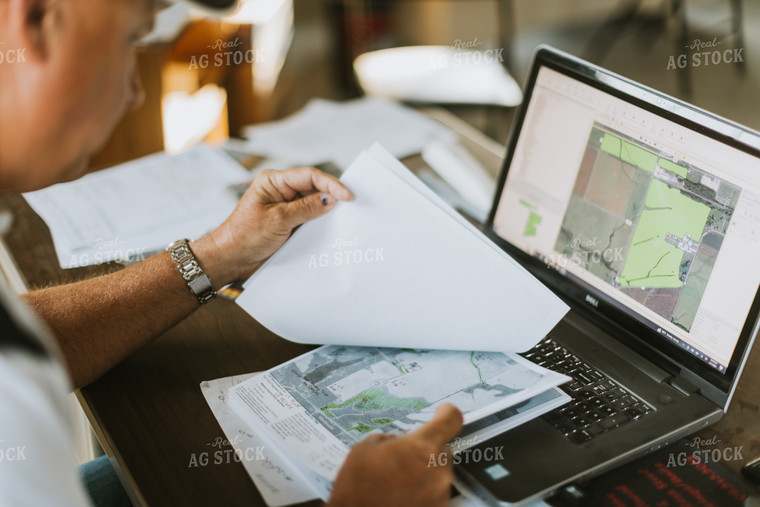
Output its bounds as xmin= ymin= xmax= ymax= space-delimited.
xmin=228 ymin=345 xmax=569 ymax=482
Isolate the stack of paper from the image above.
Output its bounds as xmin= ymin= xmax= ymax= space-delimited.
xmin=23 ymin=145 xmax=251 ymax=268
xmin=241 ymin=97 xmax=457 ymax=169
xmin=236 ymin=144 xmax=568 ymax=352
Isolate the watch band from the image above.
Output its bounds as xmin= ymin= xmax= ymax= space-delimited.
xmin=167 ymin=239 xmax=217 ymax=305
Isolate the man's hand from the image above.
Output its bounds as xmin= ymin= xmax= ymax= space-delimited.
xmin=327 ymin=404 xmax=464 ymax=507
xmin=191 ymin=167 xmax=353 ymax=287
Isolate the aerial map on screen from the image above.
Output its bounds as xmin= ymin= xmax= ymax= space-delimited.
xmin=555 ymin=125 xmax=741 ymax=332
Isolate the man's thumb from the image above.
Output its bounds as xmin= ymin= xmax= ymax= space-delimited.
xmin=409 ymin=404 xmax=463 ymax=446
xmin=281 ymin=192 xmax=337 ymax=228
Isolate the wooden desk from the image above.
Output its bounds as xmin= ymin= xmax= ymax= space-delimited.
xmin=1 ymin=120 xmax=758 ymax=505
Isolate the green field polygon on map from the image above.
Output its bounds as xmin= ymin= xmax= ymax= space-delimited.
xmin=619 ymin=179 xmax=710 ymax=289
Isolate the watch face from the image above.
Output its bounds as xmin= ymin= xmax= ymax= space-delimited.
xmin=188 ymin=275 xmax=212 ymax=295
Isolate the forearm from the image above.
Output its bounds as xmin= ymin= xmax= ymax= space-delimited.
xmin=22 ymin=251 xmax=199 ymax=389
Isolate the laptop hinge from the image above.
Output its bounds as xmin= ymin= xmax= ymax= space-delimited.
xmin=667 ymin=374 xmax=700 ymax=396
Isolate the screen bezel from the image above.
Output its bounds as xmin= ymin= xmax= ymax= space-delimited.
xmin=485 ymin=46 xmax=760 ymax=395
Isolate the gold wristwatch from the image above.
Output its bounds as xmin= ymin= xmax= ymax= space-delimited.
xmin=167 ymin=239 xmax=217 ymax=304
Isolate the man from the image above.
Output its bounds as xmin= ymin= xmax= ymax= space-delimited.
xmin=0 ymin=0 xmax=463 ymax=505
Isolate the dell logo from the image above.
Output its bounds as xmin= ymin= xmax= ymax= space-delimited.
xmin=585 ymin=294 xmax=599 ymax=308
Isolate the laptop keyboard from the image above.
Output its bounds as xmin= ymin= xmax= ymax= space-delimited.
xmin=522 ymin=339 xmax=654 ymax=444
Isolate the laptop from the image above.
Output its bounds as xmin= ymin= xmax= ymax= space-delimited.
xmin=454 ymin=45 xmax=760 ymax=505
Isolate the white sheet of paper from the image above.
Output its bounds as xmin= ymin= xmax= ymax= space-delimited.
xmin=242 ymin=97 xmax=456 ymax=169
xmin=200 ymin=373 xmax=330 ymax=506
xmin=237 ymin=144 xmax=568 ymax=353
xmin=23 ymin=145 xmax=250 ymax=268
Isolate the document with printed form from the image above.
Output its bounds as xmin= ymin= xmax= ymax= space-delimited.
xmin=23 ymin=144 xmax=250 ymax=268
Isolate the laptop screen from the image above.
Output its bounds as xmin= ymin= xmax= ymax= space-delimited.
xmin=489 ymin=55 xmax=760 ymax=386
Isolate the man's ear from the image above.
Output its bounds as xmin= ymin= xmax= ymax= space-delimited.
xmin=8 ymin=0 xmax=59 ymax=60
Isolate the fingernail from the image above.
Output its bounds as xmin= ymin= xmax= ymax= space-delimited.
xmin=321 ymin=193 xmax=335 ymax=206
